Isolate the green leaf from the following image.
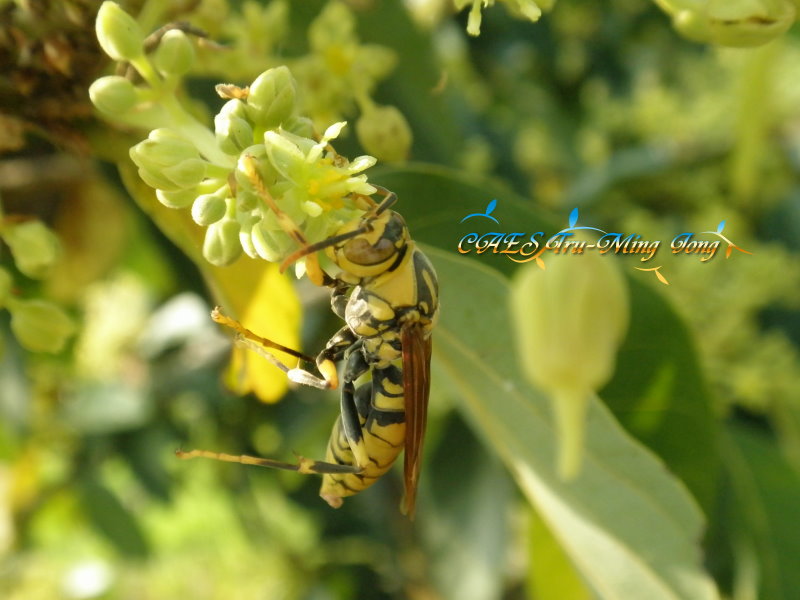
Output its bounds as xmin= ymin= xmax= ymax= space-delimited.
xmin=528 ymin=506 xmax=592 ymax=600
xmin=79 ymin=479 xmax=150 ymax=559
xmin=376 ymin=164 xmax=720 ymax=512
xmin=723 ymin=423 xmax=800 ymax=600
xmin=601 ymin=278 xmax=720 ymax=513
xmin=427 ymin=246 xmax=718 ymax=600
xmin=420 ymin=414 xmax=513 ymax=600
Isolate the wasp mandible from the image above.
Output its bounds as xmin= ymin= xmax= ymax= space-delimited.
xmin=178 ymin=172 xmax=439 ymax=517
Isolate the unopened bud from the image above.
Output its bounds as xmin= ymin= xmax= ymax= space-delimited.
xmin=8 ymin=298 xmax=76 ymax=353
xmin=131 ymin=129 xmax=199 ymax=167
xmin=95 ymin=1 xmax=145 ymax=61
xmin=510 ymin=250 xmax=629 ymax=479
xmin=89 ymin=75 xmax=138 ymax=114
xmin=1 ymin=220 xmax=61 ymax=279
xmin=247 ymin=66 xmax=296 ymax=129
xmin=153 ymin=29 xmax=195 ymax=76
xmin=670 ymin=0 xmax=795 ymax=47
xmin=191 ymin=193 xmax=227 ymax=226
xmin=282 ymin=116 xmax=315 ymax=138
xmin=250 ymin=220 xmax=281 ymax=262
xmin=156 ymin=188 xmax=196 ymax=209
xmin=215 ymin=100 xmax=255 ymax=154
xmin=355 ymin=105 xmax=412 ymax=163
xmin=161 ymin=158 xmax=207 ymax=190
xmin=203 ymin=218 xmax=242 ymax=266
xmin=130 ymin=129 xmax=205 ymax=191
xmin=238 ymin=221 xmax=258 ymax=259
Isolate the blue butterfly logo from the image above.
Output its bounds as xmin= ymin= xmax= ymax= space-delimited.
xmin=460 ymin=199 xmax=500 ymax=224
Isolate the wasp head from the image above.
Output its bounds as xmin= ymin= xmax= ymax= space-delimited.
xmin=328 ymin=210 xmax=410 ymax=280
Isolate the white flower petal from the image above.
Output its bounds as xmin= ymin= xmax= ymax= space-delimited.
xmin=348 ymin=155 xmax=377 ymax=173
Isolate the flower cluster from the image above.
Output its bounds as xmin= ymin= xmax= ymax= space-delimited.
xmin=90 ymin=2 xmax=380 ymax=270
xmin=454 ymin=0 xmax=553 ymax=36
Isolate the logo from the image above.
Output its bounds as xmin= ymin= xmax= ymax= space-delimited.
xmin=457 ymin=201 xmax=751 ymax=285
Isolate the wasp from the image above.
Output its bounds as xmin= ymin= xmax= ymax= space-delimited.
xmin=178 ymin=175 xmax=439 ymax=517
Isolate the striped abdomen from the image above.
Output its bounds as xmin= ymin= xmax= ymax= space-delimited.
xmin=319 ymin=364 xmax=406 ymax=506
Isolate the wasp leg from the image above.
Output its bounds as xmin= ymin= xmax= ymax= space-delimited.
xmin=176 ymin=449 xmax=363 ymax=475
xmin=338 ymin=350 xmax=372 ymax=468
xmin=212 ymin=308 xmax=360 ymax=392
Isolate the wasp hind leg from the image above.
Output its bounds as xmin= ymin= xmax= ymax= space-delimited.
xmin=175 ymin=448 xmax=363 ymax=475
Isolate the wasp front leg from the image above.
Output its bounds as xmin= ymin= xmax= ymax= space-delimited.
xmin=211 ymin=307 xmax=353 ymax=390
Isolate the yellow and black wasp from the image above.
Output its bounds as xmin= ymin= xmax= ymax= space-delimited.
xmin=178 ymin=175 xmax=439 ymax=516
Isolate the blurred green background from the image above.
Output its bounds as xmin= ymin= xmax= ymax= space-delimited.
xmin=2 ymin=0 xmax=800 ymax=598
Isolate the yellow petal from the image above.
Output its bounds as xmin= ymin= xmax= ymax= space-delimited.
xmin=220 ymin=262 xmax=301 ymax=402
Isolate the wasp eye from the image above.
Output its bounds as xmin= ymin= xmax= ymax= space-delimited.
xmin=343 ymin=237 xmax=396 ymax=265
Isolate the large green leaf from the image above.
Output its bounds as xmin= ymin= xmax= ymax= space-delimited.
xmin=600 ymin=278 xmax=720 ymax=514
xmin=375 ymin=164 xmax=721 ymax=511
xmin=427 ymin=246 xmax=718 ymax=600
xmin=419 ymin=414 xmax=513 ymax=600
xmin=723 ymin=423 xmax=800 ymax=600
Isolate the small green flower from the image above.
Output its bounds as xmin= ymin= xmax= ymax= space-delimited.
xmin=89 ymin=76 xmax=139 ymax=115
xmin=356 ymin=105 xmax=412 ymax=163
xmin=510 ymin=249 xmax=629 ymax=479
xmin=153 ymin=29 xmax=196 ymax=77
xmin=662 ymin=0 xmax=796 ymax=47
xmin=130 ymin=129 xmax=207 ymax=191
xmin=192 ymin=193 xmax=228 ymax=226
xmin=155 ymin=188 xmax=198 ymax=209
xmin=215 ymin=100 xmax=256 ymax=155
xmin=247 ymin=66 xmax=297 ymax=130
xmin=203 ymin=217 xmax=242 ymax=266
xmin=455 ymin=0 xmax=548 ymax=36
xmin=7 ymin=297 xmax=76 ymax=353
xmin=1 ymin=220 xmax=61 ymax=279
xmin=95 ymin=1 xmax=145 ymax=62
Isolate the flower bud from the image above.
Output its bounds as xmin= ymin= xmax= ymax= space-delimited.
xmin=95 ymin=1 xmax=145 ymax=61
xmin=215 ymin=100 xmax=255 ymax=154
xmin=510 ymin=250 xmax=629 ymax=479
xmin=203 ymin=218 xmax=242 ymax=266
xmin=130 ymin=129 xmax=205 ymax=191
xmin=282 ymin=116 xmax=315 ymax=138
xmin=191 ymin=193 xmax=227 ymax=226
xmin=156 ymin=188 xmax=197 ymax=209
xmin=7 ymin=298 xmax=76 ymax=353
xmin=355 ymin=105 xmax=412 ymax=163
xmin=89 ymin=75 xmax=138 ymax=114
xmin=670 ymin=0 xmax=795 ymax=47
xmin=247 ymin=66 xmax=297 ymax=129
xmin=0 ymin=267 xmax=12 ymax=308
xmin=250 ymin=220 xmax=281 ymax=263
xmin=1 ymin=220 xmax=61 ymax=279
xmin=161 ymin=158 xmax=207 ymax=190
xmin=131 ymin=129 xmax=199 ymax=167
xmin=238 ymin=221 xmax=258 ymax=259
xmin=153 ymin=29 xmax=195 ymax=76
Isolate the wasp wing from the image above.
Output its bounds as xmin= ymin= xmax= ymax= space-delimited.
xmin=401 ymin=323 xmax=432 ymax=518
